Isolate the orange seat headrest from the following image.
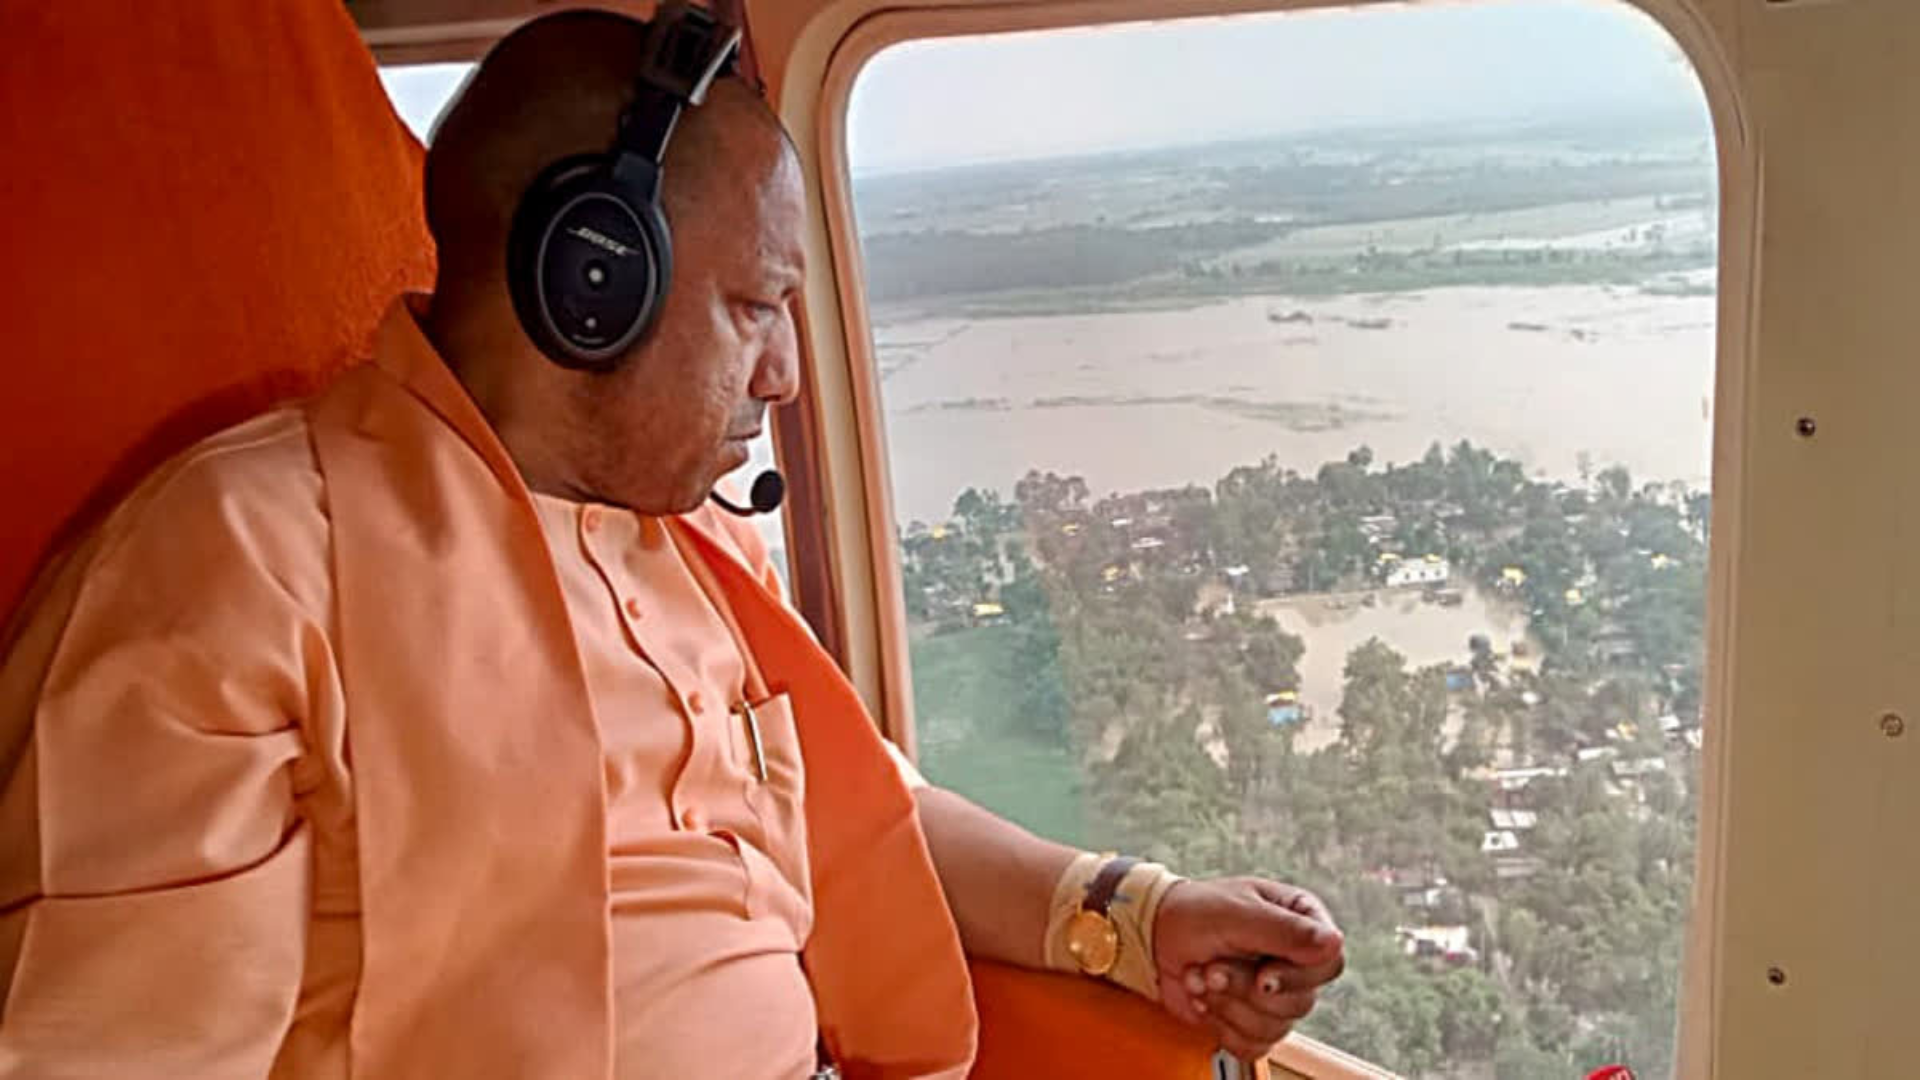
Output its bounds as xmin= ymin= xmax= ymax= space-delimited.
xmin=0 ymin=2 xmax=436 ymax=620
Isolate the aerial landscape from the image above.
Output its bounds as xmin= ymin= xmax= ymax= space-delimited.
xmin=863 ymin=105 xmax=1716 ymax=1079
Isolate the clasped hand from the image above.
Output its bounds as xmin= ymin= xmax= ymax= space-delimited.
xmin=1150 ymin=878 xmax=1345 ymax=1062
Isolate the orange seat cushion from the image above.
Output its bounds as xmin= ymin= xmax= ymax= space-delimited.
xmin=969 ymin=959 xmax=1257 ymax=1078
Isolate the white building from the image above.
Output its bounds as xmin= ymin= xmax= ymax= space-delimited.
xmin=1481 ymin=829 xmax=1522 ymax=853
xmin=1487 ymin=765 xmax=1568 ymax=792
xmin=1611 ymin=756 xmax=1669 ymax=779
xmin=1397 ymin=925 xmax=1478 ymax=964
xmin=1490 ymin=808 xmax=1539 ymax=831
xmin=1386 ymin=556 xmax=1451 ymax=589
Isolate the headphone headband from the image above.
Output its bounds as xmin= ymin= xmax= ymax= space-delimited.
xmin=616 ymin=4 xmax=743 ymax=164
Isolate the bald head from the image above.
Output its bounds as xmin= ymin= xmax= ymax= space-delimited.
xmin=425 ymin=8 xmax=796 ymax=291
xmin=419 ymin=8 xmax=808 ymax=517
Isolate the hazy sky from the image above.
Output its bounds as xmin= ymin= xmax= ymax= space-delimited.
xmin=382 ymin=0 xmax=1706 ymax=173
xmin=849 ymin=0 xmax=1704 ymax=171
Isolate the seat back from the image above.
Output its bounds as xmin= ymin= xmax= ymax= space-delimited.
xmin=0 ymin=1 xmax=435 ymax=621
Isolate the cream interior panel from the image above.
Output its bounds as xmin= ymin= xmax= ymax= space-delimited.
xmin=1715 ymin=1 xmax=1920 ymax=1077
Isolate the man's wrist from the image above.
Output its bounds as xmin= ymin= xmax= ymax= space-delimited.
xmin=1042 ymin=851 xmax=1183 ymax=1001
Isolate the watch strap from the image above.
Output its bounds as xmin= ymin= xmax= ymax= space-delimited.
xmin=1082 ymin=856 xmax=1141 ymax=916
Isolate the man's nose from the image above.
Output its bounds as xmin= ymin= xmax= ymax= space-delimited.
xmin=750 ymin=328 xmax=802 ymax=406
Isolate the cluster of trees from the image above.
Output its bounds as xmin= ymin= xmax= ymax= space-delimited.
xmin=902 ymin=441 xmax=1707 ymax=1078
xmin=1180 ymin=245 xmax=1716 ymax=301
xmin=861 ymin=220 xmax=1713 ymax=314
xmin=853 ymin=124 xmax=1716 ymax=316
xmin=858 ymin=220 xmax=1283 ymax=304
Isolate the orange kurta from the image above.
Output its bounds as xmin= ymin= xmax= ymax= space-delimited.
xmin=531 ymin=493 xmax=818 ymax=1079
xmin=0 ymin=301 xmax=976 ymax=1079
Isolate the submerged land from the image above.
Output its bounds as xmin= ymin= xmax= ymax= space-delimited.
xmin=864 ymin=109 xmax=1716 ymax=1079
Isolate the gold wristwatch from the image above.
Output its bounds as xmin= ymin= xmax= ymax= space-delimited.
xmin=1064 ymin=855 xmax=1139 ymax=976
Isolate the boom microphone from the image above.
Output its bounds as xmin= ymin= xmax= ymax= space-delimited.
xmin=711 ymin=469 xmax=785 ymax=516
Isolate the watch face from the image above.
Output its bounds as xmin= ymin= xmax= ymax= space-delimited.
xmin=1066 ymin=909 xmax=1121 ymax=976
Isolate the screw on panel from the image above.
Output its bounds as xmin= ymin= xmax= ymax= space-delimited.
xmin=1767 ymin=967 xmax=1787 ymax=987
xmin=1883 ymin=713 xmax=1906 ymax=738
xmin=1795 ymin=417 xmax=1817 ymax=438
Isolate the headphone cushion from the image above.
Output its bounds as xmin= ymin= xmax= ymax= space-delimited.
xmin=506 ymin=155 xmax=673 ymax=371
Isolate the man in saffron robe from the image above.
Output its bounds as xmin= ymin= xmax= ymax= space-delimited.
xmin=0 ymin=10 xmax=1343 ymax=1079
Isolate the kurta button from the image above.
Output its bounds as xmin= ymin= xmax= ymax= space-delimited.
xmin=681 ymin=807 xmax=704 ymax=831
xmin=688 ymin=690 xmax=707 ymax=714
xmin=624 ymin=597 xmax=643 ymax=619
xmin=583 ymin=508 xmax=602 ymax=533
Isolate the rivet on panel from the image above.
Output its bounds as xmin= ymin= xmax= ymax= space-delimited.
xmin=1766 ymin=966 xmax=1787 ymax=987
xmin=1882 ymin=713 xmax=1906 ymax=738
xmin=1794 ymin=417 xmax=1817 ymax=438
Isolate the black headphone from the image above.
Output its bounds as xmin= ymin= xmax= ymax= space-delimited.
xmin=506 ymin=4 xmax=743 ymax=372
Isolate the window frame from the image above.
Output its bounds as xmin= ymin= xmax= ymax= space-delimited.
xmin=809 ymin=2 xmax=1756 ymax=1075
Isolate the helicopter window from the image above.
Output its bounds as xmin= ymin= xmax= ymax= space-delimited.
xmin=842 ymin=3 xmax=1718 ymax=1076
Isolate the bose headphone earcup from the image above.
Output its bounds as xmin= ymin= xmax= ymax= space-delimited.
xmin=507 ymin=155 xmax=674 ymax=372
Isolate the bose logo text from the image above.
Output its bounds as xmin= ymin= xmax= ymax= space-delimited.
xmin=568 ymin=226 xmax=636 ymax=257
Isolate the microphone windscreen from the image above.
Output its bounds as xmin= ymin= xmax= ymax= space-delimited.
xmin=749 ymin=469 xmax=786 ymax=513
